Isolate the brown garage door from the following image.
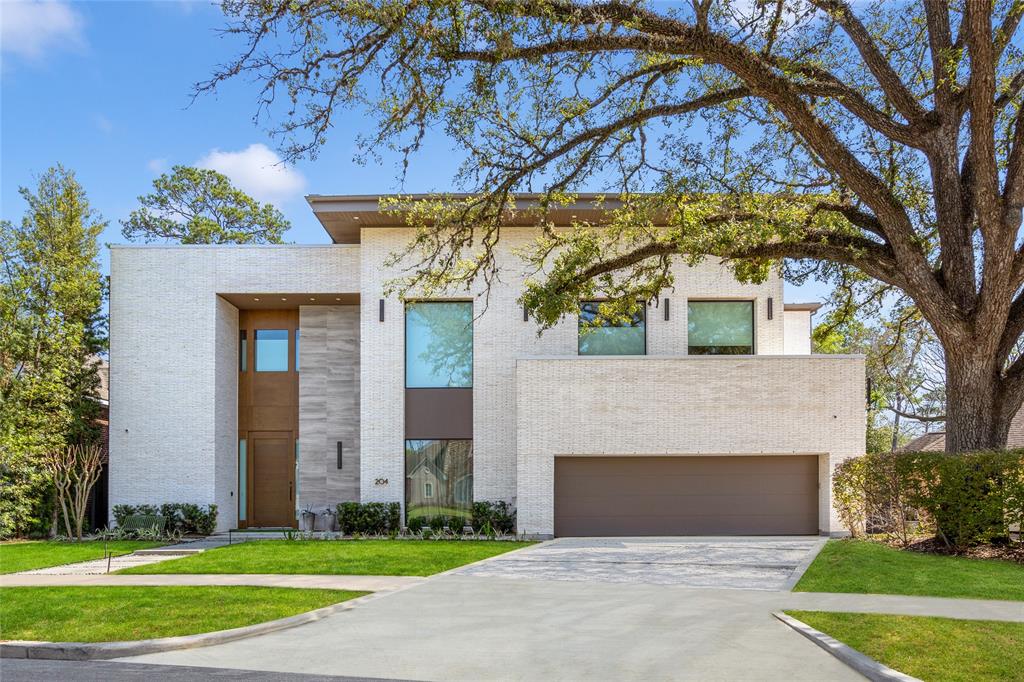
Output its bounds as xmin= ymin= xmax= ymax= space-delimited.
xmin=554 ymin=456 xmax=818 ymax=536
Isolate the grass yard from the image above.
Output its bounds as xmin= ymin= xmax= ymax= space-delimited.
xmin=794 ymin=539 xmax=1024 ymax=601
xmin=120 ymin=539 xmax=534 ymax=576
xmin=0 ymin=540 xmax=164 ymax=574
xmin=0 ymin=586 xmax=365 ymax=642
xmin=787 ymin=611 xmax=1024 ymax=682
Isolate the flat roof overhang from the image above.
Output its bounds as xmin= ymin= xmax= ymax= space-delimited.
xmin=307 ymin=193 xmax=637 ymax=244
xmin=219 ymin=293 xmax=360 ymax=310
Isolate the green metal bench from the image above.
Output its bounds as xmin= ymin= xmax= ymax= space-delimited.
xmin=120 ymin=514 xmax=167 ymax=534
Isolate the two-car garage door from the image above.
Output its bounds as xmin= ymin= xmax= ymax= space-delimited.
xmin=554 ymin=455 xmax=819 ymax=536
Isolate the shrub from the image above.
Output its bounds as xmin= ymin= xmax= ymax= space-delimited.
xmin=112 ymin=502 xmax=217 ymax=536
xmin=833 ymin=449 xmax=1024 ymax=548
xmin=336 ymin=502 xmax=401 ymax=534
xmin=471 ymin=501 xmax=516 ymax=535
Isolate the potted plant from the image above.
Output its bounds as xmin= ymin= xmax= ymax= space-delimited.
xmin=300 ymin=505 xmax=316 ymax=532
xmin=319 ymin=506 xmax=338 ymax=532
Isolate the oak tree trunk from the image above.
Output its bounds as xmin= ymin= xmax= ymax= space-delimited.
xmin=944 ymin=347 xmax=1014 ymax=452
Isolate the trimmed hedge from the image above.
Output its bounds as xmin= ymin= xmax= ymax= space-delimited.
xmin=112 ymin=503 xmax=218 ymax=536
xmin=834 ymin=449 xmax=1024 ymax=548
xmin=471 ymin=501 xmax=516 ymax=534
xmin=336 ymin=502 xmax=401 ymax=534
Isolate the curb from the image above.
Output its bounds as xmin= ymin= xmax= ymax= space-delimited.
xmin=773 ymin=612 xmax=921 ymax=682
xmin=0 ymin=591 xmax=378 ymax=661
xmin=781 ymin=537 xmax=828 ymax=591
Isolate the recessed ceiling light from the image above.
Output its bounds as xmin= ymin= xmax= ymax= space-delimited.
xmin=281 ymin=297 xmax=287 ymax=301
xmin=253 ymin=297 xmax=261 ymax=302
xmin=353 ymin=216 xmax=360 ymax=220
xmin=335 ymin=297 xmax=341 ymax=301
xmin=309 ymin=297 xmax=316 ymax=301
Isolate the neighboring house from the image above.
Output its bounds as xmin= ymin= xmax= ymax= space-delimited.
xmin=86 ymin=357 xmax=110 ymax=531
xmin=900 ymin=410 xmax=1024 ymax=452
xmin=108 ymin=194 xmax=865 ymax=538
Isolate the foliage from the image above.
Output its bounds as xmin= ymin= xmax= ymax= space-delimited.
xmin=0 ymin=586 xmax=364 ymax=643
xmin=203 ymin=0 xmax=1024 ymax=452
xmin=832 ymin=450 xmax=1024 ymax=548
xmin=795 ymin=540 xmax=1024 ymax=601
xmin=111 ymin=503 xmax=218 ymax=536
xmin=119 ymin=539 xmax=534 ymax=576
xmin=42 ymin=443 xmax=105 ymax=541
xmin=336 ymin=502 xmax=401 ymax=535
xmin=0 ymin=166 xmax=105 ymax=538
xmin=121 ymin=166 xmax=289 ymax=244
xmin=471 ymin=500 xmax=516 ymax=535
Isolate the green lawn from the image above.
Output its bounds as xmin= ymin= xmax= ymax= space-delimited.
xmin=787 ymin=611 xmax=1024 ymax=682
xmin=120 ymin=540 xmax=533 ymax=576
xmin=794 ymin=539 xmax=1024 ymax=601
xmin=0 ymin=540 xmax=164 ymax=574
xmin=0 ymin=586 xmax=364 ymax=642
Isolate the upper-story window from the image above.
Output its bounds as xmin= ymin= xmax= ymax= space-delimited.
xmin=687 ymin=301 xmax=754 ymax=355
xmin=255 ymin=329 xmax=290 ymax=371
xmin=578 ymin=301 xmax=646 ymax=356
xmin=405 ymin=301 xmax=473 ymax=388
xmin=239 ymin=330 xmax=248 ymax=372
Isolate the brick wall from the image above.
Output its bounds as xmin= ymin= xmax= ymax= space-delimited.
xmin=515 ymin=355 xmax=866 ymax=536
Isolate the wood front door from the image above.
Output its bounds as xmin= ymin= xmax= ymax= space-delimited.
xmin=251 ymin=435 xmax=294 ymax=527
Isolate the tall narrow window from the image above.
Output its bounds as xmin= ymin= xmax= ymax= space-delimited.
xmin=238 ymin=439 xmax=247 ymax=522
xmin=578 ymin=301 xmax=646 ymax=355
xmin=255 ymin=329 xmax=289 ymax=371
xmin=405 ymin=302 xmax=473 ymax=388
xmin=295 ymin=329 xmax=300 ymax=372
xmin=405 ymin=439 xmax=473 ymax=523
xmin=687 ymin=301 xmax=754 ymax=354
xmin=239 ymin=330 xmax=247 ymax=372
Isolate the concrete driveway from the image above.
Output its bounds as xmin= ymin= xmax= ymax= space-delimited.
xmin=123 ymin=537 xmax=859 ymax=681
xmin=454 ymin=536 xmax=826 ymax=590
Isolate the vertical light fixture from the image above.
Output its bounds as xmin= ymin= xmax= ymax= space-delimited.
xmin=767 ymin=297 xmax=774 ymax=320
xmin=523 ymin=305 xmax=529 ymax=322
xmin=336 ymin=441 xmax=344 ymax=469
xmin=663 ymin=298 xmax=670 ymax=321
xmin=379 ymin=299 xmax=385 ymax=322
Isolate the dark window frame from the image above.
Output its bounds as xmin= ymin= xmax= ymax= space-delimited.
xmin=686 ymin=299 xmax=756 ymax=355
xmin=577 ymin=299 xmax=648 ymax=356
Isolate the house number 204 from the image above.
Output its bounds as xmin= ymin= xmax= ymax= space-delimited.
xmin=374 ymin=478 xmax=389 ymax=486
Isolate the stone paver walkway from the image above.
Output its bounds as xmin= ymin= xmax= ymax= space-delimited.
xmin=0 ymin=573 xmax=424 ymax=591
xmin=454 ymin=536 xmax=826 ymax=590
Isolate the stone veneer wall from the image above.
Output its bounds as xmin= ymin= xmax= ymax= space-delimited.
xmin=515 ymin=355 xmax=866 ymax=537
xmin=298 ymin=305 xmax=361 ymax=512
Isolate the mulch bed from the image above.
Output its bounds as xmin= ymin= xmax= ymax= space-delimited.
xmin=903 ymin=536 xmax=1024 ymax=563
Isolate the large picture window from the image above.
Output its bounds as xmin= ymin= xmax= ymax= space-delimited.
xmin=578 ymin=301 xmax=646 ymax=355
xmin=255 ymin=329 xmax=289 ymax=371
xmin=405 ymin=302 xmax=473 ymax=388
xmin=687 ymin=301 xmax=754 ymax=355
xmin=405 ymin=439 xmax=473 ymax=523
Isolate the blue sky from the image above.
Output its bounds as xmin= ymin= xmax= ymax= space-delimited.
xmin=1 ymin=0 xmax=826 ymax=302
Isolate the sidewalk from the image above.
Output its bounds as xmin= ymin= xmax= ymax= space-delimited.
xmin=0 ymin=573 xmax=424 ymax=591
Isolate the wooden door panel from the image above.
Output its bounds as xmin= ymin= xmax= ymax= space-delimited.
xmin=252 ymin=437 xmax=294 ymax=527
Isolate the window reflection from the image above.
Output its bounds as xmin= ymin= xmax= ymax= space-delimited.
xmin=405 ymin=439 xmax=473 ymax=523
xmin=687 ymin=301 xmax=754 ymax=354
xmin=405 ymin=302 xmax=473 ymax=387
xmin=578 ymin=301 xmax=646 ymax=355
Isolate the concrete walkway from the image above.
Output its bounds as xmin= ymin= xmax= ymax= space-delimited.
xmin=0 ymin=573 xmax=424 ymax=592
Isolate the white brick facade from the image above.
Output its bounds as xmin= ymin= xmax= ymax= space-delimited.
xmin=110 ymin=227 xmax=864 ymax=535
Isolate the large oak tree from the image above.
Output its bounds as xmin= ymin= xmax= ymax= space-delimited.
xmin=205 ymin=0 xmax=1024 ymax=452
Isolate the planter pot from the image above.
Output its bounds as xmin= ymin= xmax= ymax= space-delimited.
xmin=318 ymin=512 xmax=338 ymax=532
xmin=299 ymin=512 xmax=316 ymax=532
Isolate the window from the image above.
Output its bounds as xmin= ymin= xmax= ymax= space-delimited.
xmin=578 ymin=301 xmax=646 ymax=355
xmin=239 ymin=330 xmax=247 ymax=372
xmin=238 ymin=439 xmax=247 ymax=522
xmin=295 ymin=329 xmax=300 ymax=372
xmin=255 ymin=329 xmax=289 ymax=371
xmin=405 ymin=302 xmax=473 ymax=388
xmin=405 ymin=439 xmax=473 ymax=523
xmin=687 ymin=301 xmax=754 ymax=354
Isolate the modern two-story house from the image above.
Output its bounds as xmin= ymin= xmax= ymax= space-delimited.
xmin=109 ymin=194 xmax=866 ymax=538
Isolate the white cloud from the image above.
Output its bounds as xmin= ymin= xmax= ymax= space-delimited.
xmin=0 ymin=1 xmax=86 ymax=61
xmin=196 ymin=143 xmax=306 ymax=204
xmin=146 ymin=158 xmax=168 ymax=174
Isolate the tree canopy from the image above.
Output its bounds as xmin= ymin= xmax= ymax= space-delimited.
xmin=203 ymin=0 xmax=1024 ymax=451
xmin=122 ymin=165 xmax=289 ymax=244
xmin=0 ymin=166 xmax=105 ymax=537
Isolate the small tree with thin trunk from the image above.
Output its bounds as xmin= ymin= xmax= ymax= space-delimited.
xmin=43 ymin=443 xmax=104 ymax=541
xmin=201 ymin=1 xmax=1024 ymax=452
